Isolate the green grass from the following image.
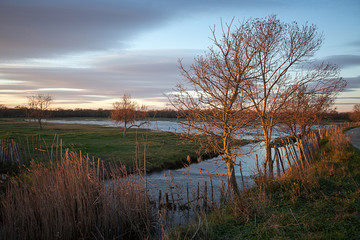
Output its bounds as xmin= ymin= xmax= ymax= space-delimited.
xmin=168 ymin=128 xmax=360 ymax=239
xmin=0 ymin=118 xmax=209 ymax=172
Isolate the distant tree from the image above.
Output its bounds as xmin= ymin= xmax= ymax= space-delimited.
xmin=27 ymin=94 xmax=53 ymax=129
xmin=110 ymin=94 xmax=147 ymax=137
xmin=0 ymin=104 xmax=7 ymax=117
xmin=281 ymin=71 xmax=346 ymax=138
xmin=350 ymin=104 xmax=360 ymax=122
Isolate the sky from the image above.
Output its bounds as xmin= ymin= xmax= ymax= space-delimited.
xmin=0 ymin=0 xmax=359 ymax=111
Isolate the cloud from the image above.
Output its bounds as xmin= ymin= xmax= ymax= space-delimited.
xmin=0 ymin=1 xmax=167 ymax=60
xmin=0 ymin=49 xmax=198 ymax=107
xmin=335 ymin=102 xmax=359 ymax=105
xmin=0 ymin=0 xmax=284 ymax=60
xmin=338 ymin=96 xmax=360 ymax=99
xmin=346 ymin=40 xmax=360 ymax=48
xmin=320 ymin=55 xmax=360 ymax=68
xmin=344 ymin=76 xmax=360 ymax=91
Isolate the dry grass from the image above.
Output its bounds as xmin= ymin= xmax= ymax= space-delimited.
xmin=1 ymin=151 xmax=154 ymax=240
xmin=166 ymin=124 xmax=360 ymax=239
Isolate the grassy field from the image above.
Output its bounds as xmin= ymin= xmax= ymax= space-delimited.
xmin=168 ymin=127 xmax=360 ymax=239
xmin=0 ymin=118 xmax=212 ymax=172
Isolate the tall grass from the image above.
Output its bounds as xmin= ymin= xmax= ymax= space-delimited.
xmin=1 ymin=150 xmax=154 ymax=239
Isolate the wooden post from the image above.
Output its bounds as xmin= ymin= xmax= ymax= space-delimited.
xmin=165 ymin=193 xmax=169 ymax=208
xmin=239 ymin=161 xmax=246 ymax=191
xmin=210 ymin=175 xmax=214 ymax=204
xmin=170 ymin=190 xmax=175 ymax=210
xmin=197 ymin=182 xmax=200 ymax=206
xmin=158 ymin=190 xmax=162 ymax=209
xmin=203 ymin=181 xmax=208 ymax=210
xmin=281 ymin=139 xmax=292 ymax=171
xmin=187 ymin=183 xmax=190 ymax=208
xmin=275 ymin=145 xmax=281 ymax=177
xmin=276 ymin=147 xmax=285 ymax=174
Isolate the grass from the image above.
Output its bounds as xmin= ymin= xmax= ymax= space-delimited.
xmin=167 ymin=126 xmax=360 ymax=239
xmin=0 ymin=118 xmax=212 ymax=172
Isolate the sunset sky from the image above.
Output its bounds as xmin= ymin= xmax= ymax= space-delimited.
xmin=0 ymin=0 xmax=359 ymax=111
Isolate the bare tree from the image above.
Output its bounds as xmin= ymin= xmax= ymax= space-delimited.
xmin=173 ymin=15 xmax=343 ymax=182
xmin=27 ymin=94 xmax=52 ymax=129
xmin=281 ymin=73 xmax=346 ymax=138
xmin=350 ymin=104 xmax=360 ymax=122
xmin=235 ymin=16 xmax=339 ymax=178
xmin=110 ymin=94 xmax=147 ymax=137
xmin=170 ymin=18 xmax=262 ymax=196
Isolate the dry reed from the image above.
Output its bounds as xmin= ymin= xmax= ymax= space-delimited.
xmin=1 ymin=150 xmax=154 ymax=240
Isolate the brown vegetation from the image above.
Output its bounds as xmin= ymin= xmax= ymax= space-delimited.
xmin=1 ymin=151 xmax=154 ymax=239
xmin=280 ymin=76 xmax=346 ymax=138
xmin=27 ymin=94 xmax=53 ymax=129
xmin=350 ymin=104 xmax=360 ymax=122
xmin=110 ymin=94 xmax=148 ymax=137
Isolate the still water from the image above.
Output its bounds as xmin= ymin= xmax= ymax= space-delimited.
xmin=47 ymin=118 xmax=287 ymax=227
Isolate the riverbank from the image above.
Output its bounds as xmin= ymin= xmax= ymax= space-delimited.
xmin=0 ymin=118 xmax=224 ymax=174
xmin=167 ymin=127 xmax=360 ymax=239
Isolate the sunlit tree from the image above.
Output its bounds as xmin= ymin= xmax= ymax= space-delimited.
xmin=173 ymin=15 xmax=343 ymax=184
xmin=281 ymin=75 xmax=346 ymax=138
xmin=110 ymin=94 xmax=147 ymax=137
xmin=236 ymin=16 xmax=340 ymax=178
xmin=27 ymin=94 xmax=53 ymax=129
xmin=171 ymin=18 xmax=260 ymax=196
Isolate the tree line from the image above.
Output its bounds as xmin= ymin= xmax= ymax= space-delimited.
xmin=0 ymin=105 xmax=178 ymax=119
xmin=0 ymin=104 xmax=353 ymax=121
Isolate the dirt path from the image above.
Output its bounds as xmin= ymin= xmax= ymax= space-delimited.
xmin=347 ymin=127 xmax=360 ymax=150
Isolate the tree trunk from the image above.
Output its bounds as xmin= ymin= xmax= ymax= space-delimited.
xmin=265 ymin=140 xmax=273 ymax=178
xmin=38 ymin=118 xmax=43 ymax=130
xmin=122 ymin=121 xmax=127 ymax=137
xmin=224 ymin=151 xmax=240 ymax=197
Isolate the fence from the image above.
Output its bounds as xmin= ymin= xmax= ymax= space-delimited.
xmin=0 ymin=138 xmax=23 ymax=165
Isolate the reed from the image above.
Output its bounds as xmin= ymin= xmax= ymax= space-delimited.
xmin=1 ymin=150 xmax=154 ymax=240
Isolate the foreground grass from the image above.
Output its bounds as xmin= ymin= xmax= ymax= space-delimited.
xmin=168 ymin=128 xmax=360 ymax=239
xmin=0 ymin=118 xmax=209 ymax=172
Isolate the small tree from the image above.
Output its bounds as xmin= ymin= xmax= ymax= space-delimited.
xmin=27 ymin=94 xmax=52 ymax=129
xmin=350 ymin=104 xmax=360 ymax=122
xmin=281 ymin=69 xmax=346 ymax=138
xmin=110 ymin=94 xmax=147 ymax=137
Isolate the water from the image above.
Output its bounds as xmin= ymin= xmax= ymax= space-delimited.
xmin=47 ymin=118 xmax=183 ymax=132
xmin=47 ymin=118 xmax=289 ymax=227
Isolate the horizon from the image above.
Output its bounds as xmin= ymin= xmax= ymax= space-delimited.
xmin=0 ymin=0 xmax=359 ymax=111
